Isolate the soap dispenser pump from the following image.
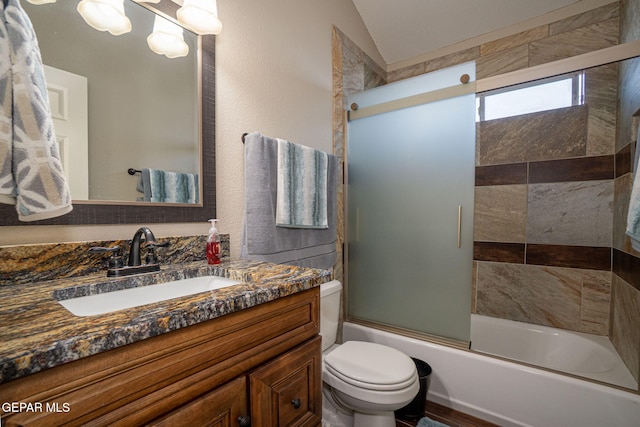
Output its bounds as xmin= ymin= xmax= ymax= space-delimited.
xmin=206 ymin=219 xmax=220 ymax=264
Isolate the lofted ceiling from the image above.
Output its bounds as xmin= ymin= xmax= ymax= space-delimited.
xmin=351 ymin=0 xmax=581 ymax=65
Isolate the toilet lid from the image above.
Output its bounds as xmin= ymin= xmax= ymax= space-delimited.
xmin=324 ymin=341 xmax=417 ymax=391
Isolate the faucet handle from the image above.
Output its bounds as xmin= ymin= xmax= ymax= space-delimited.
xmin=144 ymin=241 xmax=170 ymax=264
xmin=89 ymin=246 xmax=124 ymax=269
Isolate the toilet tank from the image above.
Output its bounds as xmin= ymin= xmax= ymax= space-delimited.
xmin=319 ymin=280 xmax=342 ymax=352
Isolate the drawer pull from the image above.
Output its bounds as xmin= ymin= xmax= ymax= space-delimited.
xmin=238 ymin=415 xmax=251 ymax=426
xmin=291 ymin=398 xmax=301 ymax=409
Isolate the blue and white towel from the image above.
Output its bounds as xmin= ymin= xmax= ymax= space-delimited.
xmin=626 ymin=122 xmax=640 ymax=251
xmin=276 ymin=138 xmax=328 ymax=229
xmin=137 ymin=168 xmax=199 ymax=204
xmin=241 ymin=132 xmax=337 ymax=270
xmin=0 ymin=0 xmax=72 ymax=221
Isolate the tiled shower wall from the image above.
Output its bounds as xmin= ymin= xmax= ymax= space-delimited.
xmin=473 ymin=97 xmax=615 ymax=335
xmin=611 ymin=0 xmax=640 ymax=386
xmin=335 ymin=0 xmax=640 ymax=384
xmin=383 ymin=0 xmax=640 ymax=385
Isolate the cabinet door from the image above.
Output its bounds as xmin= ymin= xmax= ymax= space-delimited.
xmin=250 ymin=336 xmax=322 ymax=427
xmin=150 ymin=377 xmax=248 ymax=427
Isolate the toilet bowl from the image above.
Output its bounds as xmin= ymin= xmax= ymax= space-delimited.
xmin=320 ymin=281 xmax=419 ymax=427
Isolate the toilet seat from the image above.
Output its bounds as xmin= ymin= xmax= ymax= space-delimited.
xmin=324 ymin=341 xmax=417 ymax=391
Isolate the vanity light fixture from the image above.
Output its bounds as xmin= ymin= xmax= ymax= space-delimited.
xmin=28 ymin=0 xmax=219 ymax=58
xmin=77 ymin=0 xmax=132 ymax=36
xmin=176 ymin=0 xmax=222 ymax=35
xmin=147 ymin=14 xmax=189 ymax=58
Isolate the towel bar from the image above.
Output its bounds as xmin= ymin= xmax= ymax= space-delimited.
xmin=128 ymin=168 xmax=141 ymax=175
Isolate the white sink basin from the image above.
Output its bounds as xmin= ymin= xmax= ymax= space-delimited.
xmin=58 ymin=276 xmax=241 ymax=317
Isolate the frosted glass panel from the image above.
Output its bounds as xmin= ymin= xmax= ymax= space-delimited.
xmin=347 ymin=63 xmax=475 ymax=343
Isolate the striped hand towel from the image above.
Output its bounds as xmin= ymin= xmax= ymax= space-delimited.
xmin=276 ymin=138 xmax=328 ymax=229
xmin=138 ymin=168 xmax=199 ymax=204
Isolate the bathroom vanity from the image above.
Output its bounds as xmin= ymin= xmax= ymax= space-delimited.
xmin=0 ymin=259 xmax=329 ymax=426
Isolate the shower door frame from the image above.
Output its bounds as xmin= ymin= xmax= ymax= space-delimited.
xmin=343 ymin=39 xmax=640 ymax=351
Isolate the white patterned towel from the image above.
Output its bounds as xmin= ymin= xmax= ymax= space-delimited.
xmin=276 ymin=138 xmax=328 ymax=229
xmin=0 ymin=0 xmax=72 ymax=221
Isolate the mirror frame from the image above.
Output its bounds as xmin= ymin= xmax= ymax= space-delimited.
xmin=0 ymin=0 xmax=215 ymax=226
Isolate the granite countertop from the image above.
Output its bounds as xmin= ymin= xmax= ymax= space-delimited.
xmin=0 ymin=259 xmax=331 ymax=385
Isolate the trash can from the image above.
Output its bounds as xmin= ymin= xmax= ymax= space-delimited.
xmin=395 ymin=357 xmax=432 ymax=420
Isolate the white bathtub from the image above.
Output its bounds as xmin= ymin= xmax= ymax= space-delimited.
xmin=343 ymin=322 xmax=640 ymax=427
xmin=470 ymin=313 xmax=638 ymax=390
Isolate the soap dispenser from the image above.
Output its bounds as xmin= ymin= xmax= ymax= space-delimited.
xmin=206 ymin=219 xmax=221 ymax=264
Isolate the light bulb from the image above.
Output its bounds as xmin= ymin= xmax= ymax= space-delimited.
xmin=77 ymin=0 xmax=132 ymax=36
xmin=177 ymin=0 xmax=222 ymax=35
xmin=147 ymin=15 xmax=189 ymax=58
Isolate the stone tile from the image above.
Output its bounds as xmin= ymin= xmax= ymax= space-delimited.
xmin=476 ymin=262 xmax=582 ymax=330
xmin=423 ymin=47 xmax=479 ymax=74
xmin=474 ymin=185 xmax=527 ymax=242
xmin=475 ymin=163 xmax=527 ymax=186
xmin=474 ymin=242 xmax=525 ymax=264
xmin=529 ymin=18 xmax=619 ymax=66
xmin=477 ymin=106 xmax=588 ymax=166
xmin=585 ymin=63 xmax=618 ymax=156
xmin=617 ymin=57 xmax=640 ymax=153
xmin=342 ymin=48 xmax=365 ymax=100
xmin=387 ymin=63 xmax=425 ymax=83
xmin=527 ymin=180 xmax=613 ymax=247
xmin=613 ymin=173 xmax=633 ymax=252
xmin=480 ymin=25 xmax=548 ymax=56
xmin=471 ymin=261 xmax=478 ymax=313
xmin=549 ymin=3 xmax=620 ymax=36
xmin=476 ymin=44 xmax=529 ymax=80
xmin=364 ymin=65 xmax=386 ymax=89
xmin=610 ymin=275 xmax=640 ymax=384
xmin=580 ymin=270 xmax=611 ymax=335
xmin=528 ymin=156 xmax=614 ymax=183
xmin=616 ymin=142 xmax=632 ymax=179
xmin=614 ymin=249 xmax=640 ymax=292
xmin=526 ymin=244 xmax=611 ymax=271
xmin=621 ymin=0 xmax=640 ymax=43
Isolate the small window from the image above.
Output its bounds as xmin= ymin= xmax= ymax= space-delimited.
xmin=476 ymin=72 xmax=584 ymax=122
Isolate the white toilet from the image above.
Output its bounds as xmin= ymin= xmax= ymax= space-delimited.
xmin=320 ymin=280 xmax=419 ymax=427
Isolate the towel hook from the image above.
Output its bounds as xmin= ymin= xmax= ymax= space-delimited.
xmin=241 ymin=133 xmax=248 ymax=144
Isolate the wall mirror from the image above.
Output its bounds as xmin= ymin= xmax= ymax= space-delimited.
xmin=1 ymin=0 xmax=215 ymax=225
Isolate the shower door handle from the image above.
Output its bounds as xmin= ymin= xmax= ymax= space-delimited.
xmin=457 ymin=205 xmax=462 ymax=248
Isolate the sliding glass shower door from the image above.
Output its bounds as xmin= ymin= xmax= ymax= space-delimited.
xmin=346 ymin=62 xmax=476 ymax=344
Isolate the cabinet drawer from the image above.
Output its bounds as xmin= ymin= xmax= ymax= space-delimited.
xmin=250 ymin=336 xmax=322 ymax=427
xmin=149 ymin=377 xmax=248 ymax=427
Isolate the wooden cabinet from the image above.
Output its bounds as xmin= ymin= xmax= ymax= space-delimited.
xmin=250 ymin=337 xmax=322 ymax=427
xmin=151 ymin=377 xmax=248 ymax=427
xmin=0 ymin=288 xmax=321 ymax=427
